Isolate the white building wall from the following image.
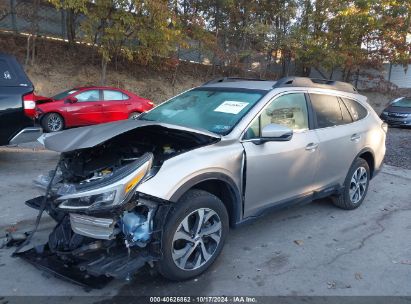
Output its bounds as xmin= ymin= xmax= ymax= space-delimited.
xmin=387 ymin=65 xmax=411 ymax=88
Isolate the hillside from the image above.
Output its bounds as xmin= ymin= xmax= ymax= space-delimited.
xmin=0 ymin=32 xmax=213 ymax=104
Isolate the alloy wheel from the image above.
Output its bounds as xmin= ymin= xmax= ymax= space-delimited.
xmin=47 ymin=114 xmax=63 ymax=132
xmin=130 ymin=113 xmax=140 ymax=120
xmin=172 ymin=208 xmax=222 ymax=271
xmin=349 ymin=166 xmax=368 ymax=204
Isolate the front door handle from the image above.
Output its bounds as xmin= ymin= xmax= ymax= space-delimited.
xmin=305 ymin=143 xmax=318 ymax=152
xmin=351 ymin=134 xmax=361 ymax=142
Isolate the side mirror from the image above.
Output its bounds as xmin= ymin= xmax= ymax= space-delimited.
xmin=253 ymin=124 xmax=293 ymax=145
xmin=65 ymin=97 xmax=78 ymax=104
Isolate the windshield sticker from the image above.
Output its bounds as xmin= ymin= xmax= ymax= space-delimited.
xmin=214 ymin=101 xmax=249 ymax=114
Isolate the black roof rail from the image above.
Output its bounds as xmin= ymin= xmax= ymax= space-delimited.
xmin=273 ymin=77 xmax=358 ymax=93
xmin=203 ymin=77 xmax=268 ymax=85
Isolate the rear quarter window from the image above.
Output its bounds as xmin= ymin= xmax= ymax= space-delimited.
xmin=341 ymin=98 xmax=368 ymax=121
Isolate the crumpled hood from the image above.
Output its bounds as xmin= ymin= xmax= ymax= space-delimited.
xmin=41 ymin=119 xmax=220 ymax=152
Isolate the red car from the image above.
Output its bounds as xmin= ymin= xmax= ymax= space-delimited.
xmin=35 ymin=86 xmax=154 ymax=132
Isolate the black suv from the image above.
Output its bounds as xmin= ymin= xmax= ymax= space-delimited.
xmin=0 ymin=53 xmax=42 ymax=146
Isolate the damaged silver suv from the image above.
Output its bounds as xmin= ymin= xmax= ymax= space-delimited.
xmin=20 ymin=77 xmax=386 ymax=287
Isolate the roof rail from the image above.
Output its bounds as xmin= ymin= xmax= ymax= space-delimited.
xmin=273 ymin=77 xmax=358 ymax=93
xmin=203 ymin=77 xmax=267 ymax=85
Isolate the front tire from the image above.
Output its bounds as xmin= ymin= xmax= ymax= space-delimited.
xmin=41 ymin=113 xmax=64 ymax=132
xmin=158 ymin=189 xmax=229 ymax=281
xmin=332 ymin=158 xmax=370 ymax=210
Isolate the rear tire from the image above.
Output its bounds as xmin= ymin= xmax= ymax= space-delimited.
xmin=128 ymin=112 xmax=141 ymax=120
xmin=41 ymin=113 xmax=64 ymax=132
xmin=332 ymin=158 xmax=370 ymax=210
xmin=158 ymin=189 xmax=229 ymax=281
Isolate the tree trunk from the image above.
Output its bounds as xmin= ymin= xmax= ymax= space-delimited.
xmin=31 ymin=35 xmax=36 ymax=65
xmin=25 ymin=35 xmax=31 ymax=66
xmin=171 ymin=62 xmax=179 ymax=95
xmin=101 ymin=57 xmax=107 ymax=85
xmin=66 ymin=9 xmax=76 ymax=46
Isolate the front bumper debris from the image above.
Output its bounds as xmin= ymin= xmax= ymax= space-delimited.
xmin=18 ymin=195 xmax=171 ymax=288
xmin=16 ymin=244 xmax=113 ymax=289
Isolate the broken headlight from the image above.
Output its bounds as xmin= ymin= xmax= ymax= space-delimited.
xmin=57 ymin=153 xmax=153 ymax=211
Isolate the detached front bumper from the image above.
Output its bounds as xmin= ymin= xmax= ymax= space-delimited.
xmin=19 ymin=195 xmax=171 ymax=288
xmin=9 ymin=127 xmax=42 ymax=145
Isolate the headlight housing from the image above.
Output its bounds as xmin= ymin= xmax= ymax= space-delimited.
xmin=57 ymin=153 xmax=153 ymax=211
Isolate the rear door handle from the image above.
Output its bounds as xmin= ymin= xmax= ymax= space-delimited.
xmin=305 ymin=143 xmax=318 ymax=152
xmin=351 ymin=134 xmax=361 ymax=142
xmin=124 ymin=102 xmax=131 ymax=105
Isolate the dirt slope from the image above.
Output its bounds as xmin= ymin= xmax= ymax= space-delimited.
xmin=0 ymin=32 xmax=210 ymax=104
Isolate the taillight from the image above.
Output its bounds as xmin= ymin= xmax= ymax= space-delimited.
xmin=381 ymin=122 xmax=388 ymax=133
xmin=23 ymin=93 xmax=36 ymax=118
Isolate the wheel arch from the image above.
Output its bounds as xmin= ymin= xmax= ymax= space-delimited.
xmin=169 ymin=173 xmax=242 ymax=227
xmin=356 ymin=148 xmax=375 ymax=179
xmin=40 ymin=111 xmax=65 ymax=123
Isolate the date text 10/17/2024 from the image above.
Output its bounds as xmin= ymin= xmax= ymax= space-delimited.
xmin=149 ymin=296 xmax=258 ymax=303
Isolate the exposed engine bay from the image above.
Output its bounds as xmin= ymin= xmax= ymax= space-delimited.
xmin=18 ymin=124 xmax=219 ymax=288
xmin=36 ymin=125 xmax=215 ymax=190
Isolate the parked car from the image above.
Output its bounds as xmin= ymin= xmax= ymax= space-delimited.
xmin=35 ymin=86 xmax=154 ymax=132
xmin=380 ymin=97 xmax=411 ymax=126
xmin=20 ymin=77 xmax=386 ymax=287
xmin=0 ymin=53 xmax=42 ymax=146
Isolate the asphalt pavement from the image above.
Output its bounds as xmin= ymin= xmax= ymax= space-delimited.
xmin=0 ymin=146 xmax=410 ymax=301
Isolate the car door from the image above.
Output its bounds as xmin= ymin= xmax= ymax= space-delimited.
xmin=102 ymin=90 xmax=129 ymax=122
xmin=309 ymin=93 xmax=365 ymax=188
xmin=65 ymin=89 xmax=104 ymax=126
xmin=242 ymin=92 xmax=320 ymax=217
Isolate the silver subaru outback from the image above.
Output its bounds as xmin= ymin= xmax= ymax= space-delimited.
xmin=20 ymin=77 xmax=386 ymax=287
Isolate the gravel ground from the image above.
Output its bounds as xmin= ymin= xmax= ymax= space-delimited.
xmin=384 ymin=127 xmax=411 ymax=170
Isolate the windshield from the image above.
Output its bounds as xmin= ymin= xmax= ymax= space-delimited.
xmin=391 ymin=98 xmax=411 ymax=108
xmin=140 ymin=88 xmax=266 ymax=135
xmin=53 ymin=89 xmax=78 ymax=100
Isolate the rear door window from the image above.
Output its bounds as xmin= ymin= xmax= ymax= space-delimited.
xmin=341 ymin=98 xmax=368 ymax=121
xmin=103 ymin=90 xmax=125 ymax=101
xmin=310 ymin=94 xmax=348 ymax=128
